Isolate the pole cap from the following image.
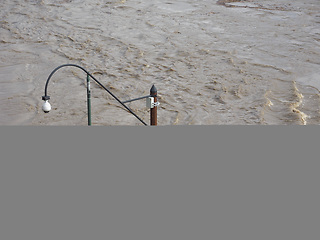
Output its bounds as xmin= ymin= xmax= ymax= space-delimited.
xmin=150 ymin=85 xmax=157 ymax=95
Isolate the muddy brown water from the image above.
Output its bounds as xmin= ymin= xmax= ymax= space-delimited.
xmin=1 ymin=0 xmax=319 ymax=125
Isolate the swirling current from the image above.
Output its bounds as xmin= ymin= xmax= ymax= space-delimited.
xmin=1 ymin=0 xmax=319 ymax=125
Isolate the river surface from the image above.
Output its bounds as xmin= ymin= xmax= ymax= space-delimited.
xmin=1 ymin=0 xmax=320 ymax=125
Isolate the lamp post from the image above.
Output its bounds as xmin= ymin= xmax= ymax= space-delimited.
xmin=41 ymin=64 xmax=148 ymax=126
xmin=86 ymin=74 xmax=91 ymax=126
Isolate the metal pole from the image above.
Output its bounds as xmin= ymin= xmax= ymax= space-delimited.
xmin=87 ymin=74 xmax=92 ymax=126
xmin=150 ymin=85 xmax=157 ymax=126
xmin=123 ymin=95 xmax=151 ymax=104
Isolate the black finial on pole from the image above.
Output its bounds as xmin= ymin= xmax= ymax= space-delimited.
xmin=150 ymin=84 xmax=157 ymax=95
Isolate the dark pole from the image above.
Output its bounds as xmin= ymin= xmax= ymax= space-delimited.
xmin=150 ymin=85 xmax=157 ymax=126
xmin=87 ymin=74 xmax=92 ymax=126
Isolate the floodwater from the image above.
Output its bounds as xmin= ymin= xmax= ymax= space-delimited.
xmin=1 ymin=0 xmax=320 ymax=125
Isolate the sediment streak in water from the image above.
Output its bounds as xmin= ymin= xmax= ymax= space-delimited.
xmin=0 ymin=0 xmax=319 ymax=125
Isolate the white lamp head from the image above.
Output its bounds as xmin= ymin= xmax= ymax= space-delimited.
xmin=42 ymin=100 xmax=51 ymax=113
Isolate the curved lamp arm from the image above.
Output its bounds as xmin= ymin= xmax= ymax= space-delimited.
xmin=42 ymin=64 xmax=147 ymax=126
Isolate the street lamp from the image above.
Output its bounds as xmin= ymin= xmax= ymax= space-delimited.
xmin=41 ymin=64 xmax=149 ymax=125
xmin=42 ymin=99 xmax=51 ymax=113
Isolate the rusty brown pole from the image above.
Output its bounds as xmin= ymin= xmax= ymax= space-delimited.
xmin=150 ymin=85 xmax=157 ymax=126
